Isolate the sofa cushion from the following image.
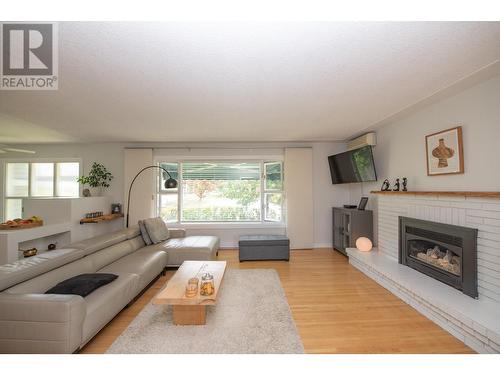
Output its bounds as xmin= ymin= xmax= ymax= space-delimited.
xmin=0 ymin=293 xmax=86 ymax=354
xmin=162 ymin=236 xmax=219 ymax=266
xmin=0 ymin=248 xmax=84 ymax=292
xmin=81 ymin=272 xmax=139 ymax=344
xmin=168 ymin=228 xmax=186 ymax=239
xmin=138 ymin=220 xmax=153 ymax=245
xmin=124 ymin=225 xmax=141 ymax=239
xmin=45 ymin=273 xmax=118 ymax=297
xmin=5 ymin=257 xmax=95 ymax=294
xmin=100 ymin=248 xmax=167 ymax=292
xmin=143 ymin=217 xmax=169 ymax=244
xmin=69 ymin=229 xmax=130 ymax=256
xmin=86 ymin=241 xmax=135 ymax=271
xmin=127 ymin=235 xmax=146 ymax=251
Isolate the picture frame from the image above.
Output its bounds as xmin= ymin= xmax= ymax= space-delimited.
xmin=358 ymin=197 xmax=368 ymax=210
xmin=111 ymin=203 xmax=122 ymax=214
xmin=425 ymin=126 xmax=464 ymax=176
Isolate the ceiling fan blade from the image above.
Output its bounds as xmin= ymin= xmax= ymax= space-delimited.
xmin=3 ymin=148 xmax=36 ymax=154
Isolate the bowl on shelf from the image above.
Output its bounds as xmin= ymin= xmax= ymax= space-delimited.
xmin=22 ymin=248 xmax=38 ymax=257
xmin=0 ymin=216 xmax=43 ymax=230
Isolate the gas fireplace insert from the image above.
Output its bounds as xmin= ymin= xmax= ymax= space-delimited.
xmin=399 ymin=216 xmax=478 ymax=298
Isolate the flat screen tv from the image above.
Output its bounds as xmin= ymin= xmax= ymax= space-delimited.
xmin=328 ymin=145 xmax=377 ymax=184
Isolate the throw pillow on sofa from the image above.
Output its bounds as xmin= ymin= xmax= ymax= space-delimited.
xmin=143 ymin=217 xmax=170 ymax=244
xmin=138 ymin=220 xmax=153 ymax=245
xmin=45 ymin=273 xmax=118 ymax=297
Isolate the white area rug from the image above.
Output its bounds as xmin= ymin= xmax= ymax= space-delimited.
xmin=107 ymin=268 xmax=304 ymax=353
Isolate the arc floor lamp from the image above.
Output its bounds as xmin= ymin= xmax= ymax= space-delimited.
xmin=126 ymin=165 xmax=177 ymax=227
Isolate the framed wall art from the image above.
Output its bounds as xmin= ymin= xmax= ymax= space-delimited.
xmin=425 ymin=126 xmax=464 ymax=176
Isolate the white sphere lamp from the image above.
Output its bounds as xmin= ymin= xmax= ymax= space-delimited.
xmin=356 ymin=237 xmax=373 ymax=252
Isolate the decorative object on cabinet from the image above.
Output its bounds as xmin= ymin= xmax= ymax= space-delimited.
xmin=392 ymin=178 xmax=400 ymax=191
xmin=111 ymin=203 xmax=122 ymax=214
xmin=425 ymin=126 xmax=464 ymax=176
xmin=381 ymin=179 xmax=390 ymax=191
xmin=358 ymin=197 xmax=369 ymax=211
xmin=77 ymin=162 xmax=114 ymax=196
xmin=332 ymin=207 xmax=373 ymax=256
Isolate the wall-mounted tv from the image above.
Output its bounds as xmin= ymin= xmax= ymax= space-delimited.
xmin=328 ymin=145 xmax=377 ymax=184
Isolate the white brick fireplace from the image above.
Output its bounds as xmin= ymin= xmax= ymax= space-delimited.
xmin=347 ymin=193 xmax=500 ymax=353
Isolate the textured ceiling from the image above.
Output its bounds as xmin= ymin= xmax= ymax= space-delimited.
xmin=1 ymin=22 xmax=500 ymax=143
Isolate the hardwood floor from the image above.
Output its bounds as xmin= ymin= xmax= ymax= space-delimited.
xmin=80 ymin=249 xmax=474 ymax=354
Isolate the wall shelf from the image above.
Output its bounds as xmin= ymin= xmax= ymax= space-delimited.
xmin=370 ymin=191 xmax=500 ymax=199
xmin=0 ymin=222 xmax=72 ymax=264
xmin=80 ymin=213 xmax=124 ymax=224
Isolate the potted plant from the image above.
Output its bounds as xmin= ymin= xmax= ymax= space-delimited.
xmin=77 ymin=162 xmax=113 ymax=197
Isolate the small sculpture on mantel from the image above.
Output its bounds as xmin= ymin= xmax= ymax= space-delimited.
xmin=402 ymin=177 xmax=408 ymax=192
xmin=392 ymin=178 xmax=401 ymax=191
xmin=381 ymin=179 xmax=391 ymax=191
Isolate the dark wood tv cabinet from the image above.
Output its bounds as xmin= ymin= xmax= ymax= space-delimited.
xmin=332 ymin=207 xmax=373 ymax=256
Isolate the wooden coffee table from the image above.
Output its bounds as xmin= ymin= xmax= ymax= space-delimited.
xmin=152 ymin=261 xmax=227 ymax=325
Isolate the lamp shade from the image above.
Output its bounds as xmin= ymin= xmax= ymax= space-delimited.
xmin=356 ymin=237 xmax=373 ymax=252
xmin=164 ymin=178 xmax=178 ymax=189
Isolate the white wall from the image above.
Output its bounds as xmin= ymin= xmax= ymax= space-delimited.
xmin=285 ymin=148 xmax=314 ymax=249
xmin=124 ymin=148 xmax=154 ymax=226
xmin=350 ymin=73 xmax=500 ymax=244
xmin=1 ymin=141 xmax=350 ymax=248
xmin=312 ymin=142 xmax=350 ymax=247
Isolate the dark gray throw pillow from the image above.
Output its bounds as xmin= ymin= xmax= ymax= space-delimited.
xmin=45 ymin=273 xmax=118 ymax=297
xmin=143 ymin=217 xmax=169 ymax=244
xmin=138 ymin=220 xmax=153 ymax=245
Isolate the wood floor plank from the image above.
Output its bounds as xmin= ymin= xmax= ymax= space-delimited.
xmin=79 ymin=249 xmax=474 ymax=354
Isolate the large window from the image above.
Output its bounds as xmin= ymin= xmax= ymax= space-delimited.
xmin=4 ymin=161 xmax=80 ymax=220
xmin=157 ymin=161 xmax=284 ymax=223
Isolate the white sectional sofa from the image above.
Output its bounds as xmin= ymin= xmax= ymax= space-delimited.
xmin=0 ymin=225 xmax=219 ymax=353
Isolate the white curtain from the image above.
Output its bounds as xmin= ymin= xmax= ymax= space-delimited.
xmin=284 ymin=148 xmax=314 ymax=249
xmin=123 ymin=148 xmax=154 ymax=226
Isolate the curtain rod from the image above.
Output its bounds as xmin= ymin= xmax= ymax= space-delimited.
xmin=124 ymin=146 xmax=311 ymax=150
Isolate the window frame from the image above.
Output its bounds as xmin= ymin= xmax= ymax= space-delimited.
xmin=157 ymin=162 xmax=180 ymax=224
xmin=55 ymin=161 xmax=81 ymax=197
xmin=2 ymin=158 xmax=82 ymax=221
xmin=155 ymin=159 xmax=285 ymax=225
xmin=263 ymin=161 xmax=284 ymax=222
xmin=30 ymin=162 xmax=55 ymax=197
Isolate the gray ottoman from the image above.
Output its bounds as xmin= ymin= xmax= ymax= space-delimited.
xmin=238 ymin=235 xmax=290 ymax=262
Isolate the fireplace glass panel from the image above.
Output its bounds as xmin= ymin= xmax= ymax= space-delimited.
xmin=407 ymin=239 xmax=461 ymax=276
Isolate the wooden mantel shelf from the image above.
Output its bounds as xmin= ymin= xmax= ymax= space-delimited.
xmin=370 ymin=191 xmax=500 ymax=199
